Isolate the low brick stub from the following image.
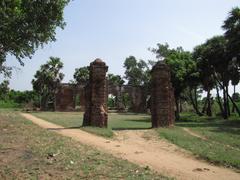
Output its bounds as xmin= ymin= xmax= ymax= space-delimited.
xmin=150 ymin=61 xmax=175 ymax=127
xmin=83 ymin=59 xmax=108 ymax=128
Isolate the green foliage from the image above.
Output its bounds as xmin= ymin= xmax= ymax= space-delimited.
xmin=8 ymin=90 xmax=39 ymax=106
xmin=0 ymin=100 xmax=20 ymax=108
xmin=0 ymin=79 xmax=39 ymax=108
xmin=108 ymin=73 xmax=125 ymax=86
xmin=123 ymin=56 xmax=150 ymax=86
xmin=122 ymin=93 xmax=131 ymax=108
xmin=223 ymin=7 xmax=240 ymax=62
xmin=108 ymin=95 xmax=115 ymax=108
xmin=73 ymin=66 xmax=89 ymax=84
xmin=233 ymin=93 xmax=240 ymax=102
xmin=0 ymin=0 xmax=70 ymax=76
xmin=0 ymin=80 xmax=9 ymax=100
xmin=32 ymin=57 xmax=64 ymax=110
xmin=151 ymin=44 xmax=197 ymax=100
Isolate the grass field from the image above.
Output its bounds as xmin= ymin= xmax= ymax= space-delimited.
xmin=0 ymin=109 xmax=168 ymax=179
xmin=32 ymin=111 xmax=152 ymax=137
xmin=31 ymin=111 xmax=240 ymax=169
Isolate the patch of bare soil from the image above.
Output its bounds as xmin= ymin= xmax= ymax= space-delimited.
xmin=21 ymin=113 xmax=240 ymax=180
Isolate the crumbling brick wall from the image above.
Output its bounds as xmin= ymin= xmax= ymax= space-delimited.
xmin=150 ymin=61 xmax=175 ymax=127
xmin=55 ymin=84 xmax=75 ymax=111
xmin=83 ymin=59 xmax=108 ymax=127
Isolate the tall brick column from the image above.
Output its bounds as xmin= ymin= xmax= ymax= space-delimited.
xmin=83 ymin=59 xmax=108 ymax=127
xmin=150 ymin=61 xmax=175 ymax=127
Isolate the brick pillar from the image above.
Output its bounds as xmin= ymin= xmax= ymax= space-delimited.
xmin=83 ymin=59 xmax=108 ymax=127
xmin=150 ymin=61 xmax=175 ymax=127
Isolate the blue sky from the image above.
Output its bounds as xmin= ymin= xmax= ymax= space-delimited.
xmin=2 ymin=0 xmax=240 ymax=91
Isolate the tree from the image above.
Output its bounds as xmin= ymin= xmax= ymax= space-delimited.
xmin=193 ymin=43 xmax=216 ymax=117
xmin=32 ymin=57 xmax=64 ymax=111
xmin=123 ymin=56 xmax=150 ymax=112
xmin=193 ymin=35 xmax=240 ymax=118
xmin=73 ymin=67 xmax=89 ymax=84
xmin=0 ymin=80 xmax=9 ymax=100
xmin=222 ymin=7 xmax=240 ymax=63
xmin=108 ymin=74 xmax=125 ymax=86
xmin=0 ymin=0 xmax=70 ymax=76
xmin=150 ymin=44 xmax=197 ymax=120
xmin=108 ymin=73 xmax=125 ymax=109
xmin=123 ymin=56 xmax=150 ymax=86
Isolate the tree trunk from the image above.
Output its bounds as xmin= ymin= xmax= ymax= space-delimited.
xmin=213 ymin=72 xmax=240 ymax=117
xmin=223 ymin=85 xmax=228 ymax=119
xmin=232 ymin=85 xmax=236 ymax=113
xmin=226 ymin=84 xmax=231 ymax=117
xmin=206 ymin=89 xmax=212 ymax=117
xmin=179 ymin=98 xmax=183 ymax=113
xmin=202 ymin=97 xmax=207 ymax=114
xmin=40 ymin=96 xmax=48 ymax=111
xmin=216 ymin=84 xmax=224 ymax=117
xmin=175 ymin=98 xmax=180 ymax=121
xmin=189 ymin=88 xmax=203 ymax=116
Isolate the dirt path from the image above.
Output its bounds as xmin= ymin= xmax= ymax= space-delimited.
xmin=182 ymin=127 xmax=208 ymax=140
xmin=21 ymin=113 xmax=240 ymax=180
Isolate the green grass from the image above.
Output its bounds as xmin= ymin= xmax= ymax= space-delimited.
xmin=31 ymin=111 xmax=151 ymax=138
xmin=0 ymin=109 xmax=168 ymax=179
xmin=30 ymin=111 xmax=240 ymax=169
xmin=0 ymin=100 xmax=21 ymax=108
xmin=157 ymin=113 xmax=240 ymax=169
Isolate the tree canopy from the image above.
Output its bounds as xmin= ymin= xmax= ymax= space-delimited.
xmin=32 ymin=57 xmax=64 ymax=110
xmin=73 ymin=66 xmax=89 ymax=85
xmin=123 ymin=56 xmax=150 ymax=86
xmin=223 ymin=7 xmax=240 ymax=63
xmin=108 ymin=74 xmax=125 ymax=86
xmin=0 ymin=0 xmax=70 ymax=76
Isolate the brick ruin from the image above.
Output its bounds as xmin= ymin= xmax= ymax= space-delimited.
xmin=55 ymin=60 xmax=175 ymax=128
xmin=55 ymin=83 xmax=147 ymax=113
xmin=108 ymin=84 xmax=147 ymax=113
xmin=150 ymin=61 xmax=175 ymax=127
xmin=55 ymin=84 xmax=75 ymax=111
xmin=55 ymin=84 xmax=85 ymax=111
xmin=82 ymin=59 xmax=108 ymax=127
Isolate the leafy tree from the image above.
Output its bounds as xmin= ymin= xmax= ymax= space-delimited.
xmin=108 ymin=74 xmax=125 ymax=86
xmin=193 ymin=43 xmax=216 ymax=117
xmin=193 ymin=35 xmax=240 ymax=118
xmin=123 ymin=56 xmax=150 ymax=86
xmin=123 ymin=56 xmax=150 ymax=112
xmin=150 ymin=44 xmax=197 ymax=120
xmin=232 ymin=92 xmax=240 ymax=102
xmin=8 ymin=90 xmax=39 ymax=106
xmin=222 ymin=7 xmax=240 ymax=63
xmin=32 ymin=57 xmax=64 ymax=110
xmin=0 ymin=80 xmax=9 ymax=100
xmin=0 ymin=0 xmax=70 ymax=76
xmin=73 ymin=66 xmax=89 ymax=84
xmin=108 ymin=73 xmax=125 ymax=109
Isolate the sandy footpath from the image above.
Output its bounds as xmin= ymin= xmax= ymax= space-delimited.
xmin=21 ymin=113 xmax=240 ymax=180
